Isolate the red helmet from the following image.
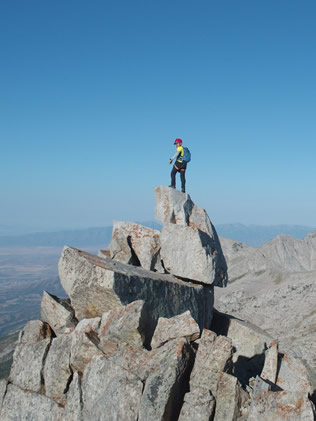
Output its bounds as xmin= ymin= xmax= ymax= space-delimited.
xmin=174 ymin=138 xmax=182 ymax=145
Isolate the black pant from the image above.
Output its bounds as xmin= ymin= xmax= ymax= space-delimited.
xmin=171 ymin=161 xmax=187 ymax=191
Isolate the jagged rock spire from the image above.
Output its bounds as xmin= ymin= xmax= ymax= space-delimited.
xmin=155 ymin=186 xmax=228 ymax=287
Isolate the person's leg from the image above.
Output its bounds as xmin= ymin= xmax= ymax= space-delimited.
xmin=180 ymin=169 xmax=186 ymax=192
xmin=170 ymin=165 xmax=177 ymax=188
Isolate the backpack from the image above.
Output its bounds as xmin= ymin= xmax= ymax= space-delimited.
xmin=182 ymin=147 xmax=191 ymax=163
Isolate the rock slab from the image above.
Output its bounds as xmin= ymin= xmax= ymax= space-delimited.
xmin=58 ymin=246 xmax=214 ymax=339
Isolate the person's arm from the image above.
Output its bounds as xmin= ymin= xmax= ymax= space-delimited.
xmin=169 ymin=149 xmax=181 ymax=164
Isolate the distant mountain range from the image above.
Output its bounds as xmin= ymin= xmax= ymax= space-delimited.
xmin=217 ymin=223 xmax=316 ymax=247
xmin=0 ymin=222 xmax=315 ymax=248
xmin=0 ymin=222 xmax=160 ymax=248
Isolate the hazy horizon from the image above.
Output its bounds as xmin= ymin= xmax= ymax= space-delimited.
xmin=1 ymin=220 xmax=316 ymax=237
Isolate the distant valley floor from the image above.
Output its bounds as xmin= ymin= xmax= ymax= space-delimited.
xmin=0 ymin=245 xmax=105 ymax=379
xmin=0 ymin=246 xmax=66 ymax=335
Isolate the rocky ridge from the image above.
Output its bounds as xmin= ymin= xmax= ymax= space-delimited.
xmin=0 ymin=186 xmax=315 ymax=420
xmin=217 ymin=236 xmax=316 ymax=372
xmin=220 ymin=233 xmax=316 ymax=282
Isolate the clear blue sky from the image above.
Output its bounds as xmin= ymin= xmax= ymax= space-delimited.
xmin=1 ymin=0 xmax=315 ymax=232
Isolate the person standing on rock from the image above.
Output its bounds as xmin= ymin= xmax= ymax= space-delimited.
xmin=169 ymin=138 xmax=190 ymax=193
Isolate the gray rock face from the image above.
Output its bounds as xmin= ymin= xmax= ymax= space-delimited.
xmin=82 ymin=355 xmax=143 ymax=421
xmin=247 ymin=391 xmax=315 ymax=420
xmin=154 ymin=185 xmax=194 ymax=226
xmin=260 ymin=340 xmax=278 ymax=384
xmin=138 ymin=339 xmax=193 ymax=421
xmin=151 ymin=311 xmax=200 ymax=349
xmin=40 ymin=291 xmax=77 ymax=335
xmin=58 ymin=246 xmax=214 ymax=338
xmin=108 ymin=220 xmax=163 ymax=272
xmin=44 ymin=333 xmax=72 ymax=404
xmin=223 ymin=317 xmax=273 ymax=363
xmin=178 ymin=329 xmax=234 ymax=421
xmin=189 ymin=329 xmax=233 ymax=396
xmin=99 ymin=300 xmax=146 ymax=349
xmin=214 ymin=372 xmax=242 ymax=421
xmin=70 ymin=317 xmax=103 ymax=374
xmin=9 ymin=339 xmax=51 ymax=393
xmin=0 ymin=380 xmax=7 ymax=409
xmin=276 ymin=353 xmax=314 ymax=395
xmin=160 ymin=223 xmax=227 ymax=286
xmin=178 ymin=388 xmax=215 ymax=421
xmin=9 ymin=321 xmax=53 ymax=394
xmin=154 ymin=185 xmax=225 ymax=239
xmin=62 ymin=372 xmax=83 ymax=421
xmin=18 ymin=320 xmax=52 ymax=344
xmin=0 ymin=384 xmax=63 ymax=421
xmin=155 ymin=186 xmax=227 ymax=287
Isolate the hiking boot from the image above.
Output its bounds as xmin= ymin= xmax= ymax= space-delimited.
xmin=181 ymin=188 xmax=185 ymax=193
xmin=168 ymin=185 xmax=175 ymax=189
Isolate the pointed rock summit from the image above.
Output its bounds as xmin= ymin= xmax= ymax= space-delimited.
xmin=155 ymin=186 xmax=227 ymax=287
xmin=99 ymin=186 xmax=227 ymax=287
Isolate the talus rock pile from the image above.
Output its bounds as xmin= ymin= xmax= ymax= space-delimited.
xmin=1 ymin=306 xmax=315 ymax=420
xmin=0 ymin=186 xmax=315 ymax=420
